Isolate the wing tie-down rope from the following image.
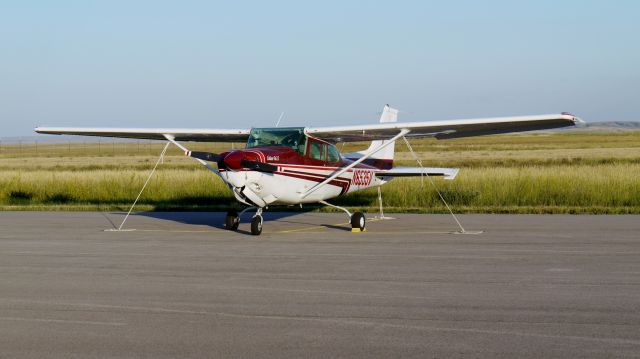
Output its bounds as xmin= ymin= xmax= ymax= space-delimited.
xmin=401 ymin=137 xmax=480 ymax=235
xmin=107 ymin=142 xmax=170 ymax=231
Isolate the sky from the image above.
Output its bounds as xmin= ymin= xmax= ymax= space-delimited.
xmin=1 ymin=0 xmax=639 ymax=136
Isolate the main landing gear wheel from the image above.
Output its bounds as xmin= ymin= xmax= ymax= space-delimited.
xmin=351 ymin=212 xmax=366 ymax=232
xmin=225 ymin=210 xmax=239 ymax=230
xmin=251 ymin=215 xmax=263 ymax=236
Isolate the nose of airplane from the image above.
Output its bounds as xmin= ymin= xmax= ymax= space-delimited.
xmin=222 ymin=151 xmax=243 ymax=170
xmin=222 ymin=150 xmax=262 ymax=170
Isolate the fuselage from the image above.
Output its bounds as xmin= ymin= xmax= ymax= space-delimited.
xmin=214 ymin=127 xmax=390 ymax=207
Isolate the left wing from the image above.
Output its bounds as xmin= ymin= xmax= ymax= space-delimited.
xmin=376 ymin=167 xmax=459 ymax=180
xmin=306 ymin=113 xmax=583 ymax=142
xmin=34 ymin=127 xmax=250 ymax=142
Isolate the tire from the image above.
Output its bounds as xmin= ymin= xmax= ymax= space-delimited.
xmin=251 ymin=215 xmax=263 ymax=236
xmin=351 ymin=212 xmax=366 ymax=231
xmin=225 ymin=210 xmax=239 ymax=230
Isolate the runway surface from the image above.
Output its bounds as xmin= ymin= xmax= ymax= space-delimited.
xmin=0 ymin=212 xmax=639 ymax=358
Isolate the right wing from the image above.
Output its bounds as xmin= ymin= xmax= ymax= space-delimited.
xmin=34 ymin=127 xmax=250 ymax=142
xmin=307 ymin=113 xmax=583 ymax=142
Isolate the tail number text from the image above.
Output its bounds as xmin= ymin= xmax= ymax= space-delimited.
xmin=352 ymin=170 xmax=373 ymax=186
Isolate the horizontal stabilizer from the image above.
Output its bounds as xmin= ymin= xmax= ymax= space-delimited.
xmin=376 ymin=167 xmax=459 ymax=180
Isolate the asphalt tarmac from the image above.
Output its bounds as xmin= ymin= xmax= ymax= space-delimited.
xmin=0 ymin=212 xmax=639 ymax=358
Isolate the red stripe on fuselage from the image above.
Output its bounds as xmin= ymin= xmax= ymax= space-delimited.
xmin=281 ymin=168 xmax=351 ymax=183
xmin=275 ymin=163 xmax=379 ymax=171
xmin=276 ymin=171 xmax=350 ymax=195
xmin=219 ymin=167 xmax=352 ymax=183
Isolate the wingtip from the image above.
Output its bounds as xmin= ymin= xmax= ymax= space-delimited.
xmin=569 ymin=115 xmax=586 ymax=126
xmin=561 ymin=112 xmax=586 ymax=126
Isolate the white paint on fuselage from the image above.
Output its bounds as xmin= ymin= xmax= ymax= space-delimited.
xmin=218 ymin=165 xmax=389 ymax=206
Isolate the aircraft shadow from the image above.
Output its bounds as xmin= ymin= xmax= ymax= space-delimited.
xmin=132 ymin=208 xmax=352 ymax=233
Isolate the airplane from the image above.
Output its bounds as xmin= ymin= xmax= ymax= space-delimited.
xmin=35 ymin=105 xmax=582 ymax=235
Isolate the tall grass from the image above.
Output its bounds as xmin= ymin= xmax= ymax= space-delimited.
xmin=1 ymin=132 xmax=639 ymax=212
xmin=334 ymin=164 xmax=640 ymax=212
xmin=1 ymin=164 xmax=638 ymax=213
xmin=0 ymin=169 xmax=233 ymax=206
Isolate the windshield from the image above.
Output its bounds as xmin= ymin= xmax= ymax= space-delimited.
xmin=246 ymin=127 xmax=307 ymax=155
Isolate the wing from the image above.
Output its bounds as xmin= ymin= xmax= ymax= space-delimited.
xmin=306 ymin=113 xmax=583 ymax=142
xmin=34 ymin=127 xmax=250 ymax=142
xmin=376 ymin=167 xmax=459 ymax=180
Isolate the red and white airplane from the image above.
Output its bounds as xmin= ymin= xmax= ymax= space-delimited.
xmin=36 ymin=106 xmax=581 ymax=235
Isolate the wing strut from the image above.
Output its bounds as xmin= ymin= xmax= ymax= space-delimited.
xmin=301 ymin=129 xmax=410 ymax=199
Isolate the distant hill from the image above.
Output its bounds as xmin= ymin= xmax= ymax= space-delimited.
xmin=0 ymin=135 xmax=150 ymax=144
xmin=583 ymin=121 xmax=640 ymax=130
xmin=566 ymin=121 xmax=640 ymax=133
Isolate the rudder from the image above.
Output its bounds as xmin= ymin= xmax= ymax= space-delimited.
xmin=344 ymin=104 xmax=399 ymax=169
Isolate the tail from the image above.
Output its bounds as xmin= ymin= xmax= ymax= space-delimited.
xmin=344 ymin=104 xmax=398 ymax=169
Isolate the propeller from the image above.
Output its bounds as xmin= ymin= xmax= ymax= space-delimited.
xmin=186 ymin=150 xmax=277 ymax=173
xmin=240 ymin=159 xmax=278 ymax=173
xmin=187 ymin=151 xmax=222 ymax=162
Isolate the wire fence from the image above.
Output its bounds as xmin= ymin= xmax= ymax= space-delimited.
xmin=0 ymin=140 xmax=236 ymax=158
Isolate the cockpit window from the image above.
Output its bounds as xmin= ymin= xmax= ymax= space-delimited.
xmin=309 ymin=140 xmax=325 ymax=161
xmin=327 ymin=144 xmax=340 ymax=163
xmin=246 ymin=127 xmax=307 ymax=155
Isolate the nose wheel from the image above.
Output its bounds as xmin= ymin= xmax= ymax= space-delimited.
xmin=251 ymin=214 xmax=263 ymax=236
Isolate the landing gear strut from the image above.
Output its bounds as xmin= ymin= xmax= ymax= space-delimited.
xmin=319 ymin=200 xmax=366 ymax=232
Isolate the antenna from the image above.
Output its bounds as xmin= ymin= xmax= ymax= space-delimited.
xmin=275 ymin=112 xmax=285 ymax=127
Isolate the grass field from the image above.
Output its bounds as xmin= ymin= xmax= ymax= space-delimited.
xmin=1 ymin=131 xmax=639 ymax=213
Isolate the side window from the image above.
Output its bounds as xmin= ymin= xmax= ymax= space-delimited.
xmin=327 ymin=144 xmax=340 ymax=163
xmin=309 ymin=140 xmax=323 ymax=161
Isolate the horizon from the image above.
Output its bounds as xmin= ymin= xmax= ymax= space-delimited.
xmin=1 ymin=1 xmax=639 ymax=136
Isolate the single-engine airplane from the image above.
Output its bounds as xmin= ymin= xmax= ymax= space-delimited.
xmin=36 ymin=106 xmax=582 ymax=235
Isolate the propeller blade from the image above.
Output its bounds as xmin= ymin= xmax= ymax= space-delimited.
xmin=240 ymin=159 xmax=278 ymax=173
xmin=187 ymin=151 xmax=222 ymax=162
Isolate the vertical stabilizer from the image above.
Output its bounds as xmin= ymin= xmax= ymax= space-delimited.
xmin=344 ymin=105 xmax=399 ymax=169
xmin=379 ymin=104 xmax=399 ymax=123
